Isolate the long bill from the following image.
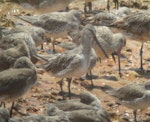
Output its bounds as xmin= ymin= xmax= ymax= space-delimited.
xmin=88 ymin=28 xmax=109 ymax=58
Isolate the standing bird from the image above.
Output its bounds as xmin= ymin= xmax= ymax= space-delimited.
xmin=111 ymin=11 xmax=150 ymax=71
xmin=101 ymin=81 xmax=150 ymax=122
xmin=35 ymin=24 xmax=108 ymax=99
xmin=17 ymin=10 xmax=83 ymax=53
xmin=0 ymin=56 xmax=37 ymax=117
xmin=94 ymin=26 xmax=126 ymax=77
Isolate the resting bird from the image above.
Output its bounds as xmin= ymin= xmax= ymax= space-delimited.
xmin=0 ymin=35 xmax=30 ymax=71
xmin=101 ymin=81 xmax=150 ymax=122
xmin=0 ymin=56 xmax=37 ymax=117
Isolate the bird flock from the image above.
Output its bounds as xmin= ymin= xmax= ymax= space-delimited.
xmin=0 ymin=0 xmax=150 ymax=122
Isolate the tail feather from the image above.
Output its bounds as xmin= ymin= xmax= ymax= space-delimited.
xmin=110 ymin=19 xmax=124 ymax=28
xmin=100 ymin=85 xmax=116 ymax=96
xmin=17 ymin=15 xmax=39 ymax=25
xmin=33 ymin=54 xmax=49 ymax=63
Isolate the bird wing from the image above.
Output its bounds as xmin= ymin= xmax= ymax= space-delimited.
xmin=113 ymin=84 xmax=145 ymax=101
xmin=44 ymin=52 xmax=77 ymax=76
xmin=0 ymin=69 xmax=34 ymax=97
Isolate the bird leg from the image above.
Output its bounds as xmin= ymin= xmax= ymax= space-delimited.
xmin=133 ymin=110 xmax=137 ymax=122
xmin=10 ymin=101 xmax=28 ymax=117
xmin=59 ymin=78 xmax=65 ymax=100
xmin=117 ymin=50 xmax=122 ymax=77
xmin=0 ymin=101 xmax=6 ymax=108
xmin=86 ymin=70 xmax=94 ymax=87
xmin=97 ymin=57 xmax=102 ymax=64
xmin=84 ymin=2 xmax=88 ymax=14
xmin=10 ymin=101 xmax=14 ymax=117
xmin=140 ymin=42 xmax=144 ymax=71
xmin=52 ymin=38 xmax=56 ymax=53
xmin=67 ymin=78 xmax=72 ymax=99
xmin=111 ymin=52 xmax=117 ymax=63
xmin=88 ymin=2 xmax=92 ymax=12
xmin=107 ymin=0 xmax=110 ymax=11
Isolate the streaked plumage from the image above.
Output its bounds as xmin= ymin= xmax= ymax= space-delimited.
xmin=102 ymin=81 xmax=150 ymax=122
xmin=111 ymin=10 xmax=150 ymax=71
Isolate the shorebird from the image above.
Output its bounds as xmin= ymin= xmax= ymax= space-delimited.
xmin=50 ymin=91 xmax=101 ymax=111
xmin=111 ymin=10 xmax=150 ymax=71
xmin=35 ymin=0 xmax=74 ymax=12
xmin=66 ymin=108 xmax=111 ymax=122
xmin=101 ymin=81 xmax=150 ymax=122
xmin=0 ymin=56 xmax=37 ymax=117
xmin=0 ymin=35 xmax=30 ymax=71
xmin=8 ymin=32 xmax=40 ymax=63
xmin=84 ymin=11 xmax=118 ymax=26
xmin=35 ymin=24 xmax=108 ymax=99
xmin=17 ymin=9 xmax=83 ymax=53
xmin=47 ymin=103 xmax=110 ymax=122
xmin=83 ymin=7 xmax=131 ymax=26
xmin=0 ymin=107 xmax=10 ymax=122
xmin=46 ymin=104 xmax=110 ymax=122
xmin=9 ymin=114 xmax=70 ymax=122
xmin=2 ymin=26 xmax=46 ymax=49
xmin=69 ymin=26 xmax=126 ymax=77
xmin=94 ymin=26 xmax=126 ymax=77
xmin=112 ymin=7 xmax=131 ymax=17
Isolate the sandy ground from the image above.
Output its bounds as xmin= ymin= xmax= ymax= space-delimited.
xmin=0 ymin=1 xmax=150 ymax=121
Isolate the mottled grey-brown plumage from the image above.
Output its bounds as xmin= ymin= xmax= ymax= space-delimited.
xmin=111 ymin=10 xmax=150 ymax=71
xmin=2 ymin=26 xmax=45 ymax=47
xmin=0 ymin=107 xmax=10 ymax=122
xmin=18 ymin=10 xmax=83 ymax=52
xmin=69 ymin=25 xmax=126 ymax=76
xmin=94 ymin=12 xmax=117 ymax=26
xmin=50 ymin=91 xmax=101 ymax=111
xmin=9 ymin=114 xmax=70 ymax=122
xmin=102 ymin=81 xmax=150 ymax=122
xmin=66 ymin=109 xmax=111 ymax=122
xmin=94 ymin=26 xmax=126 ymax=76
xmin=42 ymin=24 xmax=104 ymax=78
xmin=111 ymin=11 xmax=150 ymax=37
xmin=0 ymin=36 xmax=30 ymax=71
xmin=35 ymin=24 xmax=107 ymax=98
xmin=46 ymin=104 xmax=110 ymax=122
xmin=0 ymin=56 xmax=37 ymax=101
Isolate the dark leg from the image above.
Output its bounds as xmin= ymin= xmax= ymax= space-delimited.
xmin=97 ymin=57 xmax=101 ymax=63
xmin=10 ymin=101 xmax=28 ymax=117
xmin=0 ymin=101 xmax=6 ymax=107
xmin=111 ymin=52 xmax=116 ymax=63
xmin=67 ymin=78 xmax=72 ymax=99
xmin=133 ymin=110 xmax=137 ymax=122
xmin=84 ymin=2 xmax=88 ymax=14
xmin=140 ymin=43 xmax=144 ymax=71
xmin=88 ymin=2 xmax=92 ymax=12
xmin=117 ymin=50 xmax=122 ymax=77
xmin=116 ymin=0 xmax=119 ymax=9
xmin=52 ymin=39 xmax=56 ymax=53
xmin=107 ymin=0 xmax=110 ymax=11
xmin=10 ymin=101 xmax=14 ymax=118
xmin=87 ymin=70 xmax=94 ymax=87
xmin=41 ymin=44 xmax=44 ymax=50
xmin=59 ymin=78 xmax=65 ymax=99
xmin=115 ymin=2 xmax=116 ymax=9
